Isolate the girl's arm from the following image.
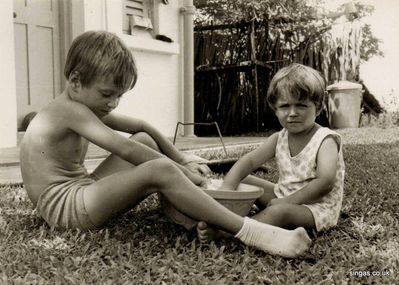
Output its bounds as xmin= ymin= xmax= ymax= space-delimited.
xmin=271 ymin=137 xmax=339 ymax=205
xmin=222 ymin=133 xmax=278 ymax=190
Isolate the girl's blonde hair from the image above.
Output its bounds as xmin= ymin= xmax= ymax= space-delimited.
xmin=64 ymin=31 xmax=137 ymax=90
xmin=266 ymin=63 xmax=326 ymax=111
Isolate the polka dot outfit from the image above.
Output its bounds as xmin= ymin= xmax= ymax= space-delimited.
xmin=274 ymin=127 xmax=345 ymax=232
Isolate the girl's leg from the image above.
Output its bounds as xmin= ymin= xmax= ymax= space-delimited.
xmin=241 ymin=175 xmax=277 ymax=208
xmin=238 ymin=176 xmax=315 ymax=229
xmin=252 ymin=204 xmax=316 ymax=230
xmin=84 ymin=158 xmax=311 ymax=257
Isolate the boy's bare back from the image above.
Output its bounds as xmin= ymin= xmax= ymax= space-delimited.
xmin=20 ymin=92 xmax=91 ymax=205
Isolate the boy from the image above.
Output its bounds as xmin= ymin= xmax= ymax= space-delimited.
xmin=20 ymin=31 xmax=311 ymax=258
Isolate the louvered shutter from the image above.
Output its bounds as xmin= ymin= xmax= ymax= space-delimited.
xmin=123 ymin=0 xmax=153 ymax=34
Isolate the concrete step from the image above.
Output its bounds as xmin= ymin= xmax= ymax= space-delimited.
xmin=0 ymin=136 xmax=266 ymax=184
xmin=0 ymin=159 xmax=104 ymax=184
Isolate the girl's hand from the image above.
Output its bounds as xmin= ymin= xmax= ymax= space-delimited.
xmin=217 ymin=186 xmax=235 ymax=191
xmin=217 ymin=181 xmax=237 ymax=192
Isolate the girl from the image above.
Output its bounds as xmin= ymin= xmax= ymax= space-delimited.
xmin=198 ymin=63 xmax=345 ymax=240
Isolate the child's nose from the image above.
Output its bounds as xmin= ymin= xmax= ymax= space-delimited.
xmin=288 ymin=107 xmax=298 ymax=116
xmin=107 ymin=97 xmax=119 ymax=108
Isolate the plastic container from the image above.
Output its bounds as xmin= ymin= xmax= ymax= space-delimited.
xmin=160 ymin=179 xmax=264 ymax=230
xmin=327 ymin=81 xmax=363 ymax=128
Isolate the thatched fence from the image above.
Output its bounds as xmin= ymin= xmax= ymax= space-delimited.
xmin=194 ymin=18 xmax=362 ymax=135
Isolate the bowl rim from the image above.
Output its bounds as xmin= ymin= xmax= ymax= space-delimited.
xmin=204 ymin=179 xmax=264 ymax=200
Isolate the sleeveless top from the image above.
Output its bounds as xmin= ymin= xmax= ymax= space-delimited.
xmin=274 ymin=127 xmax=345 ymax=231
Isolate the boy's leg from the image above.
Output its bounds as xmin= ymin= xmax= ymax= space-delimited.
xmin=252 ymin=204 xmax=316 ymax=230
xmin=86 ymin=157 xmax=244 ymax=231
xmin=84 ymin=158 xmax=311 ymax=257
xmin=92 ymin=132 xmax=160 ymax=179
xmin=197 ymin=175 xmax=276 ymax=241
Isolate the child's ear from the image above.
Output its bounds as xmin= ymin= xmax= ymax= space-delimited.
xmin=69 ymin=71 xmax=82 ymax=91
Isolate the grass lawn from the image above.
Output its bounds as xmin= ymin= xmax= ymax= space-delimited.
xmin=1 ymin=128 xmax=398 ymax=284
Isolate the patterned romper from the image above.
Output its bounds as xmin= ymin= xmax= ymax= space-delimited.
xmin=274 ymin=127 xmax=345 ymax=232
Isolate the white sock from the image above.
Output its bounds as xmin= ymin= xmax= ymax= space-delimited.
xmin=235 ymin=217 xmax=312 ymax=258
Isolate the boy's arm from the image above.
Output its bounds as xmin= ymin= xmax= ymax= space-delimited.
xmin=69 ymin=106 xmax=205 ymax=185
xmin=271 ymin=137 xmax=339 ymax=206
xmin=222 ymin=133 xmax=278 ymax=190
xmin=103 ymin=113 xmax=204 ymax=171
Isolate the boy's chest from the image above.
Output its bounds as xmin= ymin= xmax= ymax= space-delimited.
xmin=54 ymin=134 xmax=89 ymax=163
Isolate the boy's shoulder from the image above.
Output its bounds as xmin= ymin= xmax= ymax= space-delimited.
xmin=46 ymin=94 xmax=95 ymax=122
xmin=50 ymin=94 xmax=86 ymax=111
xmin=29 ymin=95 xmax=94 ymax=135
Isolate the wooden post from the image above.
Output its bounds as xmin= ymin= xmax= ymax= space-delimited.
xmin=250 ymin=20 xmax=260 ymax=132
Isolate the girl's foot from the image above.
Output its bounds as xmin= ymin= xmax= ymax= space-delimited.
xmin=196 ymin=221 xmax=231 ymax=242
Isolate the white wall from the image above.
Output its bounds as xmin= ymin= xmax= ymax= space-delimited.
xmin=119 ymin=51 xmax=180 ymax=134
xmin=0 ymin=1 xmax=18 ymax=147
xmin=72 ymin=0 xmax=184 ymax=136
xmin=118 ymin=1 xmax=183 ymax=136
xmin=0 ymin=0 xmax=184 ymax=148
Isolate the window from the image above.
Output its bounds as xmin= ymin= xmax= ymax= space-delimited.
xmin=123 ymin=0 xmax=154 ymax=35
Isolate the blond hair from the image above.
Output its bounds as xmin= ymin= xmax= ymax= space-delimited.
xmin=64 ymin=31 xmax=137 ymax=90
xmin=267 ymin=63 xmax=326 ymax=111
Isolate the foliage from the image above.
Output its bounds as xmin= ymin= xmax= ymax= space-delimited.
xmin=193 ymin=0 xmax=384 ymax=134
xmin=194 ymin=0 xmax=383 ymax=77
xmin=360 ymin=23 xmax=384 ymax=62
xmin=195 ymin=0 xmax=318 ymax=24
xmin=1 ymin=128 xmax=399 ymax=284
xmin=353 ymin=2 xmax=384 ymax=62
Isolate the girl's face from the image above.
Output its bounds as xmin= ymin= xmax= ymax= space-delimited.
xmin=274 ymin=92 xmax=320 ymax=135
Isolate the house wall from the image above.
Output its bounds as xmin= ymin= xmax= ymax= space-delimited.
xmin=0 ymin=1 xmax=18 ymax=147
xmin=0 ymin=0 xmax=186 ymax=148
xmin=71 ymin=0 xmax=184 ymax=136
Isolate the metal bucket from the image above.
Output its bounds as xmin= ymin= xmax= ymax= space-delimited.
xmin=327 ymin=81 xmax=363 ymax=128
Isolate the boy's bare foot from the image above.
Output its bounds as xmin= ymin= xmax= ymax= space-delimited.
xmin=196 ymin=221 xmax=231 ymax=243
xmin=235 ymin=217 xmax=312 ymax=258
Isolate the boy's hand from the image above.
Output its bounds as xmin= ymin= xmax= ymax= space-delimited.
xmin=181 ymin=153 xmax=211 ymax=176
xmin=184 ymin=161 xmax=211 ymax=176
xmin=177 ymin=161 xmax=207 ymax=187
xmin=187 ymin=171 xmax=208 ymax=187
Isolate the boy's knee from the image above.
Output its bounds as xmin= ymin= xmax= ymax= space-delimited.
xmin=148 ymin=158 xmax=180 ymax=181
xmin=130 ymin=132 xmax=159 ymax=151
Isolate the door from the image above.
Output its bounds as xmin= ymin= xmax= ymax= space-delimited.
xmin=13 ymin=0 xmax=61 ymax=130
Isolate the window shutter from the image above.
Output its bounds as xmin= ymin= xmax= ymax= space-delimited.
xmin=123 ymin=0 xmax=153 ymax=34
